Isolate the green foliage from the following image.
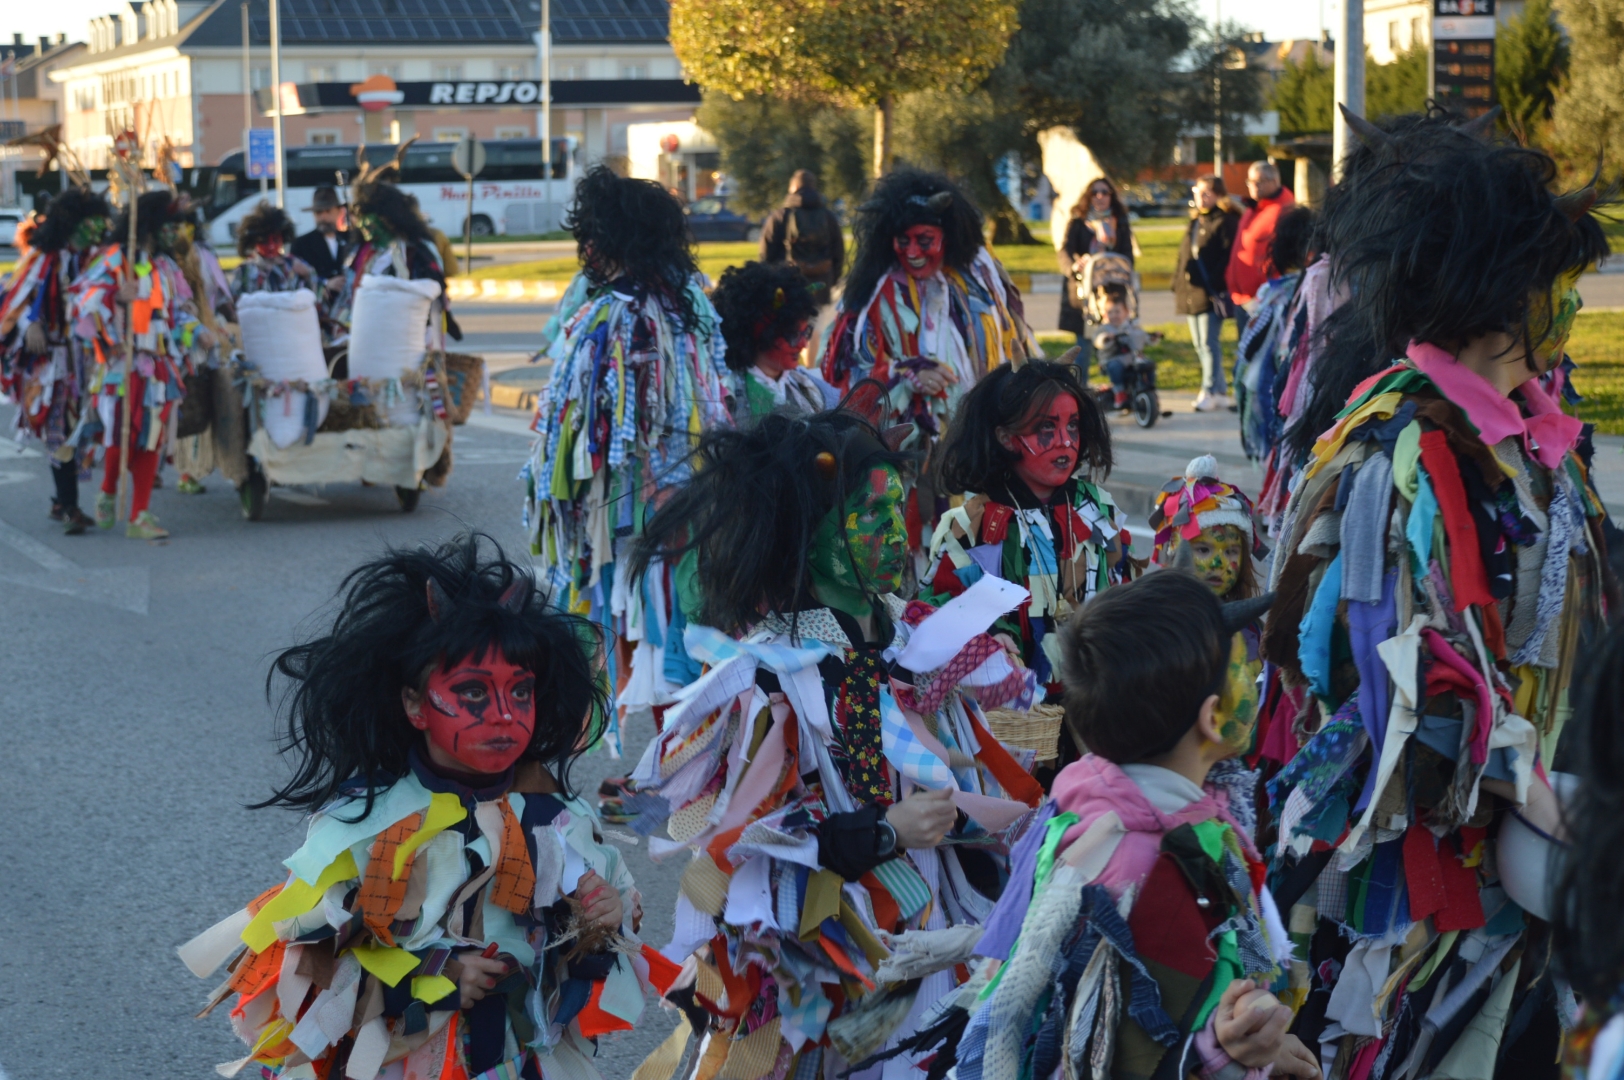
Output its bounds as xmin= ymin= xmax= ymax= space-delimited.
xmin=1496 ymin=0 xmax=1570 ymax=137
xmin=694 ymin=92 xmax=871 ymax=217
xmin=1550 ymin=0 xmax=1624 ymax=183
xmin=1272 ymin=49 xmax=1333 ymax=134
xmin=1181 ymin=20 xmax=1270 ymax=161
xmin=1267 ymin=45 xmax=1426 ymax=134
xmin=1366 ymin=44 xmax=1428 ymax=119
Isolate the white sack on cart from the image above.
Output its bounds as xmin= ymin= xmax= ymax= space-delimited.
xmin=348 ymin=275 xmax=442 ymax=427
xmin=238 ymin=288 xmax=330 ymax=448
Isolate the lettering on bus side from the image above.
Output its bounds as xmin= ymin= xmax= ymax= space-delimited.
xmin=435 ymin=184 xmax=546 ymax=201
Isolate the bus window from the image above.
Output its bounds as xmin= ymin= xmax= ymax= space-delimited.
xmin=214 ymin=173 xmax=239 ymax=210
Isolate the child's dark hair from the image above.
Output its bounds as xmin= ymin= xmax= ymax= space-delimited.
xmin=1287 ymin=118 xmax=1609 ymax=457
xmin=1268 ymin=206 xmax=1316 ymax=276
xmin=257 ymin=533 xmax=607 ymax=819
xmin=935 ymin=360 xmax=1112 ymax=496
xmin=1553 ymin=619 xmax=1624 ymax=1000
xmin=631 ymin=410 xmax=914 ymax=636
xmin=710 ymin=260 xmax=820 ymax=373
xmin=236 ymin=200 xmax=297 ymax=257
xmin=1059 ymin=570 xmax=1229 ymax=763
xmin=566 ymin=164 xmax=700 ymax=329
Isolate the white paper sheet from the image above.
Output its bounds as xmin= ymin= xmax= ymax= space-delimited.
xmin=897 ymin=575 xmax=1029 ymax=673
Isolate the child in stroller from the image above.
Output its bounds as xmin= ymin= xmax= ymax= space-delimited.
xmin=1090 ymin=283 xmax=1164 ymax=427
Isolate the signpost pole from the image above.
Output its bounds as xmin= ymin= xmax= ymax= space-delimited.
xmin=541 ymin=0 xmax=552 ymax=220
xmin=269 ymin=0 xmax=284 ymax=208
xmin=1332 ymin=0 xmax=1365 ymax=181
xmin=465 ymin=169 xmax=475 ymax=273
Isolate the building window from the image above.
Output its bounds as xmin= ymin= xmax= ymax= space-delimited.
xmin=432 ymin=63 xmax=463 ymax=80
xmin=370 ymin=63 xmax=400 ymax=80
xmin=251 ymin=65 xmax=271 ymax=90
xmin=1389 ymin=19 xmax=1401 ymax=53
xmin=496 ymin=63 xmax=526 ymax=79
xmin=1411 ymin=16 xmax=1425 ymax=48
xmin=620 ymin=62 xmax=649 ymax=79
xmin=433 ymin=127 xmax=469 ymax=142
xmin=495 ymin=125 xmax=530 ymax=140
xmin=307 ymin=129 xmax=340 ymax=145
xmin=307 ymin=63 xmax=336 ymax=82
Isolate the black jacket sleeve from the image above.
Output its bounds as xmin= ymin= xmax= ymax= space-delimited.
xmin=816 ymin=802 xmax=889 ymax=882
xmin=760 ymin=208 xmax=788 ymax=264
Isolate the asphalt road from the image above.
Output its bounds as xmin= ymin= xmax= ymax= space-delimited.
xmin=0 ymin=406 xmax=682 ymax=1079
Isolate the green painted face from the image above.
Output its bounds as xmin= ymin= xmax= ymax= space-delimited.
xmin=807 ymin=464 xmax=908 ymax=620
xmin=157 ymin=220 xmax=188 ymax=255
xmin=1186 ymin=523 xmax=1247 ymax=598
xmin=69 ymin=216 xmax=109 ymax=251
xmin=359 ymin=212 xmax=393 ymax=244
xmin=1214 ymin=632 xmax=1260 ymax=756
xmin=1538 ymin=266 xmax=1584 ymax=371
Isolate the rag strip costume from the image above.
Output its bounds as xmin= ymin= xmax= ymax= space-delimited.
xmin=181 ymin=749 xmax=673 ymax=1080
xmin=522 ymin=272 xmax=730 ymax=749
xmin=1252 ymin=258 xmax=1336 ymax=535
xmin=1257 ymin=342 xmax=1610 ymax=1071
xmin=624 ymin=596 xmax=1046 ymax=1078
xmin=735 ymin=364 xmax=831 ymax=420
xmin=941 ymin=755 xmax=1289 ymax=1080
xmin=922 ymin=477 xmax=1130 ymax=691
xmin=68 ymin=242 xmax=200 ymax=521
xmin=233 ymin=251 xmax=321 ymax=302
xmin=0 ymin=237 xmax=110 ymax=505
xmin=1233 ymin=267 xmax=1307 ymax=466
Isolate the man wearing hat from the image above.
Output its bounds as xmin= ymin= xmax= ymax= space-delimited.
xmin=291 ymin=185 xmax=349 ymax=284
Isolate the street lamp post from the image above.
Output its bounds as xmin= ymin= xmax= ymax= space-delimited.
xmin=269 ymin=0 xmax=284 ymax=208
xmin=1333 ymin=0 xmax=1366 ymax=181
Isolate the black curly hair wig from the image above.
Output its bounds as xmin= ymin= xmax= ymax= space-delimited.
xmin=113 ymin=190 xmax=185 ymax=251
xmin=31 ymin=187 xmax=111 ymax=253
xmin=235 ymin=200 xmax=297 ymax=257
xmin=710 ymin=260 xmax=820 ymax=373
xmin=1287 ymin=111 xmax=1610 ymax=457
xmin=631 ymin=410 xmax=915 ymax=636
xmin=840 ymin=168 xmax=986 ymax=317
xmin=352 ymin=177 xmax=431 ymax=245
xmin=566 ymin=164 xmax=700 ymax=329
xmin=1267 ymin=205 xmax=1317 ymax=278
xmin=256 ymin=533 xmax=608 ymax=819
xmin=935 ymin=358 xmax=1112 ymax=497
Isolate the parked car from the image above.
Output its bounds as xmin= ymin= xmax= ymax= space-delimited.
xmin=685 ymin=196 xmax=761 ymax=242
xmin=0 ymin=207 xmax=25 ymax=248
xmin=1119 ymin=181 xmax=1188 ymax=219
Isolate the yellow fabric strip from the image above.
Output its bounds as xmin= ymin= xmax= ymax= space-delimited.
xmin=393 ymin=792 xmax=467 ymax=880
xmin=837 ymin=898 xmax=890 ymax=968
xmin=1305 ymin=391 xmax=1403 ymax=480
xmin=241 ymin=850 xmax=359 ymax=953
xmin=800 ymin=869 xmax=844 ymax=942
xmin=350 ymin=942 xmax=422 ymax=988
xmin=411 ymin=974 xmax=459 ymax=1004
xmin=629 ymin=1015 xmax=692 ymax=1080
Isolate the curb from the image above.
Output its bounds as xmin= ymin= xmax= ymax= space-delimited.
xmin=448 ymin=278 xmax=565 ymax=303
xmin=488 ymin=383 xmax=541 ymax=411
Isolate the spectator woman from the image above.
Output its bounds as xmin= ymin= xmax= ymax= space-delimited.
xmin=1172 ymin=174 xmax=1241 ymax=412
xmin=1058 ymin=176 xmax=1135 ymax=374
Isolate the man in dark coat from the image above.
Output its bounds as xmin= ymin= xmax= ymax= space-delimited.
xmin=758 ymin=170 xmax=845 ymax=304
xmin=290 ymin=185 xmax=349 ymax=285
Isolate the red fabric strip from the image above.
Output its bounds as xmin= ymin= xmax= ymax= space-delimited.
xmin=1418 ymin=430 xmax=1494 ymax=611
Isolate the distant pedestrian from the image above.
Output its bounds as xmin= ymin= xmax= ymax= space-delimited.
xmin=1058 ymin=176 xmax=1136 ymax=370
xmin=1173 ymin=175 xmax=1240 ymax=412
xmin=1225 ymin=159 xmax=1296 ymax=342
xmin=758 ymin=169 xmax=845 ymax=304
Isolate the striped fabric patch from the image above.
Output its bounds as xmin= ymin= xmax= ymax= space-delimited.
xmin=872 ymin=858 xmax=932 ymax=921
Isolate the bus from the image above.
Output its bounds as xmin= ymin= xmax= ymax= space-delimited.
xmin=203 ymin=138 xmax=571 ymax=248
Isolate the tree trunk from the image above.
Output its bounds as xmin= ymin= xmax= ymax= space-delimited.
xmin=873 ymin=94 xmax=893 ymax=178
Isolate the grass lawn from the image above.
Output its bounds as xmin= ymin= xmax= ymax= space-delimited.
xmin=1569 ymin=310 xmax=1624 ymax=435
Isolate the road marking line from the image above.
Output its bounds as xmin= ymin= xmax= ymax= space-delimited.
xmin=0 ymin=515 xmax=151 ymax=615
xmin=0 ymin=469 xmax=35 ymax=486
xmin=0 ymin=517 xmax=76 ymax=572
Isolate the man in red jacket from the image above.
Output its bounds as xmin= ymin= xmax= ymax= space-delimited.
xmin=1225 ymin=160 xmax=1295 ymax=342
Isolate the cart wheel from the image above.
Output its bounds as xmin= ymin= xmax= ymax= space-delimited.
xmin=1133 ymin=389 xmax=1160 ymax=428
xmin=241 ymin=464 xmax=268 ymax=521
xmin=395 ymin=486 xmax=422 ymax=512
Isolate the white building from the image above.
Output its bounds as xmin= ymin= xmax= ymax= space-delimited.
xmin=1363 ymin=0 xmax=1525 ymax=65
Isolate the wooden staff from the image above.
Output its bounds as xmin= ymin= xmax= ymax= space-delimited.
xmin=115 ymin=159 xmax=140 ymax=525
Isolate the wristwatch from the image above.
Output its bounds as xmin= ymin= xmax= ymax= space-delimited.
xmin=875 ymin=816 xmax=899 ymax=860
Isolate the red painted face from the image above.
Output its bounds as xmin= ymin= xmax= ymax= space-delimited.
xmin=761 ymin=319 xmax=813 ymax=372
xmin=1009 ymin=393 xmax=1082 ymax=495
xmin=256 ymin=235 xmax=285 ymax=258
xmin=893 ymin=224 xmax=945 ymax=279
xmin=409 ymin=650 xmax=537 ymax=775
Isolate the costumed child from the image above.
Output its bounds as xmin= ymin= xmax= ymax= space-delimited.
xmin=623 ymin=410 xmax=1047 ymax=1078
xmin=820 ymin=168 xmax=1036 ymax=552
xmin=710 ymin=259 xmax=834 ymax=420
xmin=166 ymin=196 xmax=242 ymax=496
xmin=179 ymin=535 xmax=669 ymax=1080
xmin=1091 ymin=285 xmax=1159 ymax=412
xmin=1233 ymin=206 xmax=1315 ymax=465
xmin=0 ymin=186 xmax=113 ymax=534
xmin=1258 ymin=115 xmax=1612 ymax=1075
xmin=523 ymin=165 xmax=730 ymax=752
xmin=68 ymin=189 xmax=210 ymax=540
xmin=231 ymin=200 xmax=321 ymax=301
xmin=923 ymin=358 xmax=1130 ymax=780
xmin=945 ymin=571 xmax=1316 ymax=1080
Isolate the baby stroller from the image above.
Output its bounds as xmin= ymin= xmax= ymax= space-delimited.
xmin=1073 ymin=253 xmax=1163 ymax=427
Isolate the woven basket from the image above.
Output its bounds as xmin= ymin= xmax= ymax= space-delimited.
xmin=983 ymin=703 xmax=1067 ymax=763
xmin=442 ymin=352 xmax=485 ymax=425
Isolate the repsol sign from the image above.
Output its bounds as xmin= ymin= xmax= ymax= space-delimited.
xmin=429 ymin=81 xmax=543 ymax=105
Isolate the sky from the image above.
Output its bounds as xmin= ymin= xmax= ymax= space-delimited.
xmin=7 ymin=0 xmax=1324 ymax=52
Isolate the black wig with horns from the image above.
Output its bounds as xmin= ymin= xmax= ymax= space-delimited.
xmin=710 ymin=260 xmax=820 ymax=373
xmin=1286 ymin=106 xmax=1610 ymax=457
xmin=256 ymin=534 xmax=608 ymax=820
xmin=235 ymin=200 xmax=298 ymax=257
xmin=840 ymin=168 xmax=986 ymax=317
xmin=30 ymin=186 xmax=111 ymax=254
xmin=566 ymin=164 xmax=701 ymax=330
xmin=630 ymin=410 xmax=915 ymax=636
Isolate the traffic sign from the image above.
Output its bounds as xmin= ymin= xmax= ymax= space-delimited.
xmin=246 ymin=129 xmax=277 ymax=179
xmin=452 ymin=136 xmax=486 ymax=180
